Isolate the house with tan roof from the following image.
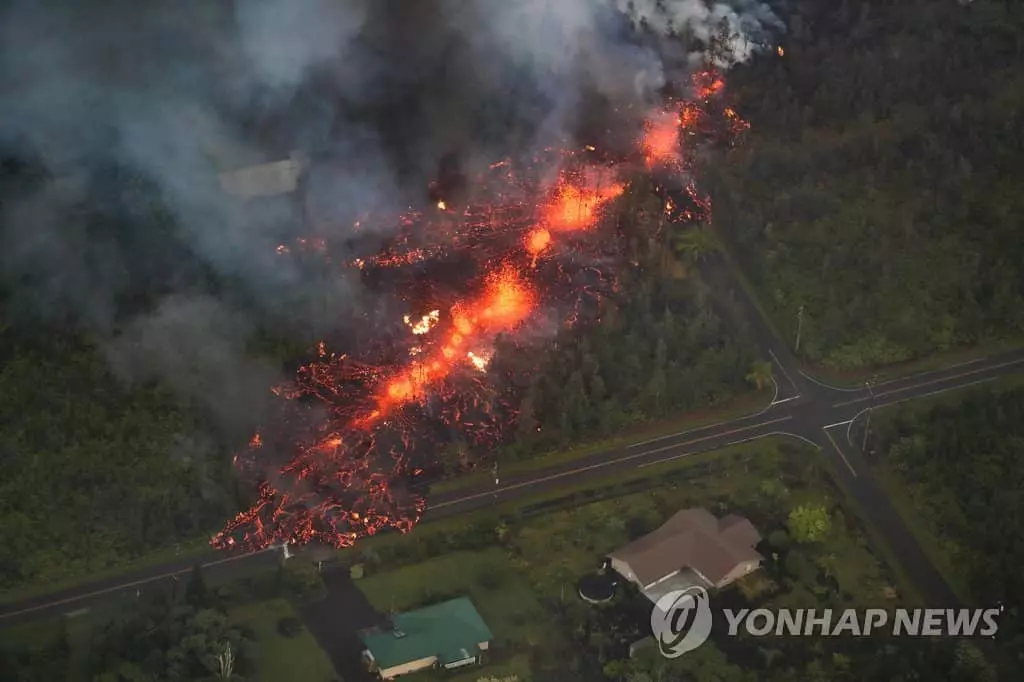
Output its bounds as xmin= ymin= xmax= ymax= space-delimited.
xmin=607 ymin=508 xmax=763 ymax=603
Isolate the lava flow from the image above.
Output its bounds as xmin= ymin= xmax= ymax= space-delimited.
xmin=212 ymin=68 xmax=747 ymax=553
xmin=360 ymin=266 xmax=536 ymax=428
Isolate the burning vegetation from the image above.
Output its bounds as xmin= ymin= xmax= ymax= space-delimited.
xmin=211 ymin=68 xmax=749 ymax=553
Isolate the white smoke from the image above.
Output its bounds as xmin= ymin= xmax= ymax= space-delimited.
xmin=616 ymin=0 xmax=784 ymax=67
xmin=235 ymin=0 xmax=368 ymax=93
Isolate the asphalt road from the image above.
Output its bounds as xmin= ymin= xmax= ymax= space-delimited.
xmin=2 ymin=345 xmax=1021 ymax=627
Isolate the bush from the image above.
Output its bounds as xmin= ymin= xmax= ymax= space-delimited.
xmin=767 ymin=529 xmax=790 ymax=551
xmin=625 ymin=515 xmax=654 ymax=540
xmin=787 ymin=505 xmax=831 ymax=544
xmin=476 ymin=564 xmax=505 ymax=590
xmin=277 ymin=616 xmax=304 ymax=638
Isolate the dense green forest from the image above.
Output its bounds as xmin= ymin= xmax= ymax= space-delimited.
xmin=703 ymin=0 xmax=1024 ymax=368
xmin=0 ymin=331 xmax=237 ymax=590
xmin=870 ymin=384 xmax=1024 ymax=668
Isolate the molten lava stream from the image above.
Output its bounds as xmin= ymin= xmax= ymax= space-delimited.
xmin=359 ymin=265 xmax=536 ymax=428
xmin=643 ymin=109 xmax=683 ymax=168
xmin=214 ymin=67 xmax=748 ymax=553
xmin=524 ymin=173 xmax=625 ymax=262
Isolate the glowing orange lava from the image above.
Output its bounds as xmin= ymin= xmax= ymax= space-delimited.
xmin=542 ymin=180 xmax=625 ymax=233
xmin=360 ymin=266 xmax=535 ymax=427
xmin=694 ymin=70 xmax=726 ymax=100
xmin=527 ymin=228 xmax=552 ymax=255
xmin=643 ymin=110 xmax=682 ymax=167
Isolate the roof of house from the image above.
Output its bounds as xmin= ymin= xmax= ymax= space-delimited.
xmin=608 ymin=508 xmax=763 ymax=587
xmin=217 ymin=153 xmax=304 ymax=198
xmin=360 ymin=597 xmax=493 ymax=670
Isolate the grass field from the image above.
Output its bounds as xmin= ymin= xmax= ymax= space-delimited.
xmin=230 ymin=599 xmax=338 ymax=682
xmin=443 ymin=654 xmax=531 ymax=682
xmin=358 ymin=548 xmax=551 ymax=647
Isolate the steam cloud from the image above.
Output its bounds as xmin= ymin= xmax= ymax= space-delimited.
xmin=0 ymin=0 xmax=782 ymax=434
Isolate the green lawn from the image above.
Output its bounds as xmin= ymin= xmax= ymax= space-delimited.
xmin=357 ymin=548 xmax=551 ymax=647
xmin=443 ymin=654 xmax=531 ymax=682
xmin=229 ymin=599 xmax=338 ymax=682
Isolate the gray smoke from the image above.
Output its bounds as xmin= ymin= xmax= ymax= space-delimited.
xmin=0 ymin=0 xmax=782 ymax=433
xmin=104 ymin=295 xmax=280 ymax=438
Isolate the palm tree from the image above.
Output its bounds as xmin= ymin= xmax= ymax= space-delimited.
xmin=746 ymin=360 xmax=774 ymax=391
xmin=672 ymin=226 xmax=719 ymax=264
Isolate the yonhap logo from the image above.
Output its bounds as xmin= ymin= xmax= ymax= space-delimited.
xmin=650 ymin=586 xmax=713 ymax=658
xmin=648 ymin=598 xmax=1005 ymax=660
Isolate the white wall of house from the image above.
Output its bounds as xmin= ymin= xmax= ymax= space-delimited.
xmin=609 ymin=557 xmax=637 ymax=584
xmin=715 ymin=560 xmax=761 ymax=589
xmin=379 ymin=655 xmax=437 ymax=680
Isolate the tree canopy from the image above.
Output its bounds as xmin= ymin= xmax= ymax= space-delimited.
xmin=873 ymin=384 xmax=1024 ymax=662
xmin=703 ymin=0 xmax=1024 ymax=368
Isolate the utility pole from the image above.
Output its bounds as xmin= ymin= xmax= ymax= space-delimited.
xmin=794 ymin=304 xmax=805 ymax=353
xmin=862 ymin=375 xmax=877 ymax=452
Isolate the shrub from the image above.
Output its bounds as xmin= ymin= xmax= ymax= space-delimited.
xmin=277 ymin=616 xmax=304 ymax=638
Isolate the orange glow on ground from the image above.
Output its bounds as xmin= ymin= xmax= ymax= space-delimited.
xmin=358 ymin=266 xmax=535 ymax=427
xmin=642 ymin=111 xmax=682 ymax=167
xmin=527 ymin=228 xmax=552 ymax=254
xmin=541 ymin=181 xmax=625 ymax=233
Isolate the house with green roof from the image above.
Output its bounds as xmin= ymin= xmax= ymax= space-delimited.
xmin=359 ymin=596 xmax=494 ymax=679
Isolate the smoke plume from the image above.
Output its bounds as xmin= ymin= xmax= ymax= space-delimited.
xmin=0 ymin=0 xmax=782 ymax=433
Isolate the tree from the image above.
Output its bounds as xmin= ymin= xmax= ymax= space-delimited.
xmin=787 ymin=505 xmax=831 ymax=544
xmin=745 ymin=360 xmax=774 ymax=391
xmin=186 ymin=563 xmax=209 ymax=606
xmin=673 ymin=226 xmax=719 ymax=264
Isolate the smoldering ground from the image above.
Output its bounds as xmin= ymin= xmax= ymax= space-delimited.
xmin=0 ymin=0 xmax=782 ymax=439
